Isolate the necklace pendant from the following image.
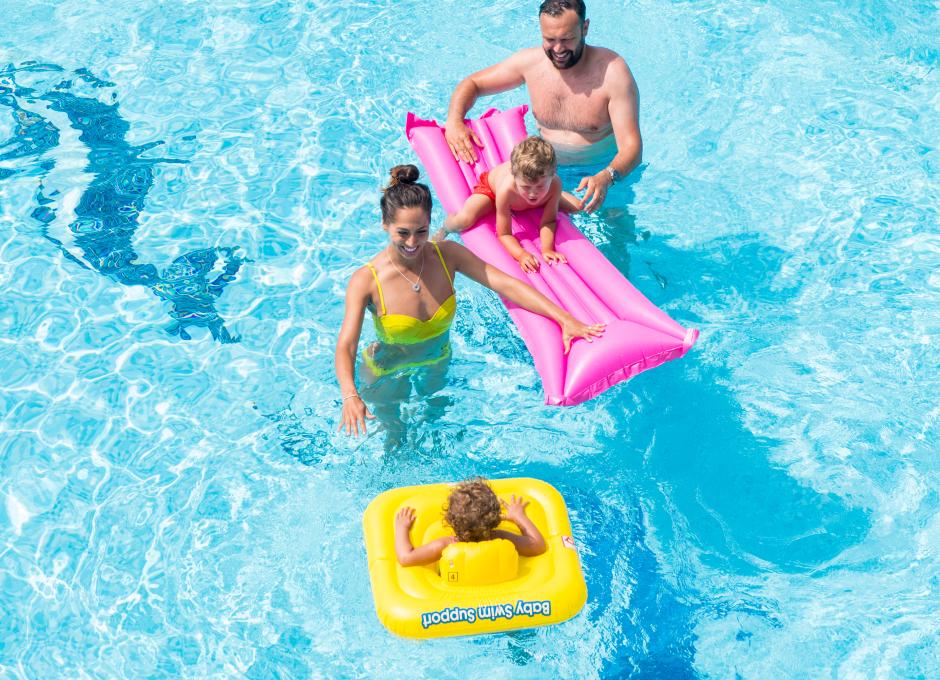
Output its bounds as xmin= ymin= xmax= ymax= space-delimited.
xmin=412 ymin=283 xmax=421 ymax=292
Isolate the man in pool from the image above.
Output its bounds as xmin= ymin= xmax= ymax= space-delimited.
xmin=444 ymin=0 xmax=642 ymax=213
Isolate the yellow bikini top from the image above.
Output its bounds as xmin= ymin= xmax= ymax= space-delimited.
xmin=366 ymin=241 xmax=456 ymax=345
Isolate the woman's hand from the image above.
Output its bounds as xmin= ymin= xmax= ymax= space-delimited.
xmin=560 ymin=316 xmax=606 ymax=354
xmin=338 ymin=394 xmax=375 ymax=436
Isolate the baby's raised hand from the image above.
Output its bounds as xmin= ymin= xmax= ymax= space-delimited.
xmin=395 ymin=507 xmax=417 ymax=532
xmin=542 ymin=250 xmax=567 ymax=266
xmin=518 ymin=252 xmax=540 ymax=273
xmin=500 ymin=495 xmax=530 ymax=525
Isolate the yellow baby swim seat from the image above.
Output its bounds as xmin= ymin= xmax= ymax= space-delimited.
xmin=362 ymin=478 xmax=587 ymax=638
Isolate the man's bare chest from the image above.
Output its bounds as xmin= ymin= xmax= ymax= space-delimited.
xmin=526 ymin=70 xmax=610 ymax=133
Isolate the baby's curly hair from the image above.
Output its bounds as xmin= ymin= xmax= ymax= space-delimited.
xmin=444 ymin=478 xmax=502 ymax=542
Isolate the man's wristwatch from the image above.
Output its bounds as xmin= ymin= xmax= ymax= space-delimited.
xmin=605 ymin=166 xmax=621 ymax=184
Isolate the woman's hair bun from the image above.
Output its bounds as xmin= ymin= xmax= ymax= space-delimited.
xmin=380 ymin=163 xmax=432 ymax=221
xmin=388 ymin=164 xmax=420 ymax=187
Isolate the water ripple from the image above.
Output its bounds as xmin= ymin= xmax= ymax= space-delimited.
xmin=0 ymin=0 xmax=938 ymax=677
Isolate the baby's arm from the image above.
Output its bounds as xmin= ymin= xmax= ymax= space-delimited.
xmin=394 ymin=507 xmax=453 ymax=566
xmin=495 ymin=193 xmax=539 ymax=273
xmin=559 ymin=190 xmax=582 ymax=213
xmin=493 ymin=495 xmax=547 ymax=556
xmin=539 ymin=178 xmax=566 ymax=265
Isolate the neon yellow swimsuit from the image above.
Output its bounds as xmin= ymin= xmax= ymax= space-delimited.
xmin=362 ymin=242 xmax=456 ymax=376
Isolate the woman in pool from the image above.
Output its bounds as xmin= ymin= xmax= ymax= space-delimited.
xmin=335 ymin=164 xmax=605 ymax=436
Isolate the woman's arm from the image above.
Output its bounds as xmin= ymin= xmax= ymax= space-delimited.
xmin=394 ymin=507 xmax=453 ymax=566
xmin=334 ymin=268 xmax=375 ymax=435
xmin=446 ymin=242 xmax=605 ymax=354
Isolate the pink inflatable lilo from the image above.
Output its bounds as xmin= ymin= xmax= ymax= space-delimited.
xmin=407 ymin=105 xmax=698 ymax=406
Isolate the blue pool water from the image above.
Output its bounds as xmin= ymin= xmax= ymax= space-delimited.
xmin=1 ymin=0 xmax=937 ymax=677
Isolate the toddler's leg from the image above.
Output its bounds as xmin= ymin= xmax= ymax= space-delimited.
xmin=444 ymin=194 xmax=495 ymax=233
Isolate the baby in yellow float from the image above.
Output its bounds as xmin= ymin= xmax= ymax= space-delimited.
xmin=394 ymin=478 xmax=547 ymax=566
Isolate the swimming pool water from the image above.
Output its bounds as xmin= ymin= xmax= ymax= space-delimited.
xmin=1 ymin=0 xmax=937 ymax=677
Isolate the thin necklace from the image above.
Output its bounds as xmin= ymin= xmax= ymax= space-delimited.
xmin=385 ymin=246 xmax=425 ymax=293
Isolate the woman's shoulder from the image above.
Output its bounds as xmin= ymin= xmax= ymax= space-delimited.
xmin=348 ymin=260 xmax=381 ymax=291
xmin=355 ymin=250 xmax=388 ymax=273
xmin=436 ymin=239 xmax=468 ymax=264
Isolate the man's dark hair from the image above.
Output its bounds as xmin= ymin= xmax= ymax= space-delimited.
xmin=539 ymin=0 xmax=586 ymax=21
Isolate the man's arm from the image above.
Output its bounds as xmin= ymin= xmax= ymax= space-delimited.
xmin=445 ymin=51 xmax=533 ymax=163
xmin=577 ymin=57 xmax=643 ymax=212
xmin=605 ymin=59 xmax=642 ymax=179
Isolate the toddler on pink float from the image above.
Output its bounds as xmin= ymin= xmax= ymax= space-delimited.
xmin=440 ymin=136 xmax=580 ymax=274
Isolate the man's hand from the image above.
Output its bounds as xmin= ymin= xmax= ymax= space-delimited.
xmin=445 ymin=120 xmax=482 ymax=164
xmin=576 ymin=170 xmax=614 ymax=213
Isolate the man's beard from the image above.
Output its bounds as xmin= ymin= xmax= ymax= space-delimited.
xmin=545 ymin=40 xmax=585 ymax=70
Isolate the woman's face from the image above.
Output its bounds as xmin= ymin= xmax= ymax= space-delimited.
xmin=384 ymin=205 xmax=431 ymax=260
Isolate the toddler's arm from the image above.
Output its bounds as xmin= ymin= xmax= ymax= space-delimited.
xmin=495 ymin=194 xmax=539 ymax=273
xmin=494 ymin=495 xmax=547 ymax=556
xmin=539 ymin=178 xmax=567 ymax=266
xmin=394 ymin=507 xmax=453 ymax=566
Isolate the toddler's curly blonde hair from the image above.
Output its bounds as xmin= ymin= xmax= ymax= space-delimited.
xmin=444 ymin=478 xmax=501 ymax=542
xmin=510 ymin=136 xmax=557 ymax=182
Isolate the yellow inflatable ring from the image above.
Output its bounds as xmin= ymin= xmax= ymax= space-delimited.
xmin=362 ymin=477 xmax=587 ymax=638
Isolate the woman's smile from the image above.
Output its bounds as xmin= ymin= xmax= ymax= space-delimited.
xmin=385 ymin=205 xmax=431 ymax=261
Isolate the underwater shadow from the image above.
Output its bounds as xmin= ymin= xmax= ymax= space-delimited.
xmin=565 ymin=165 xmax=646 ymax=279
xmin=605 ymin=233 xmax=871 ymax=576
xmin=0 ymin=62 xmax=245 ymax=342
